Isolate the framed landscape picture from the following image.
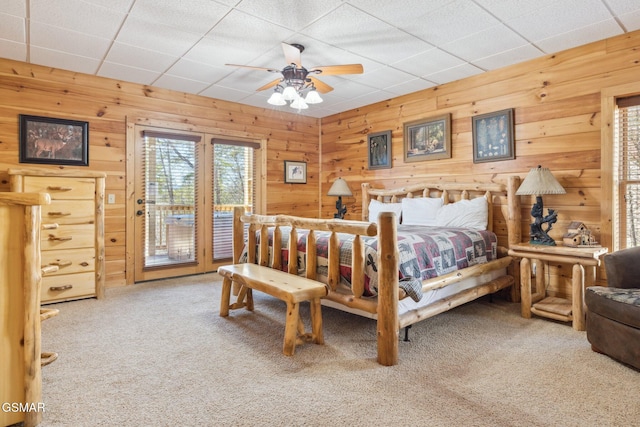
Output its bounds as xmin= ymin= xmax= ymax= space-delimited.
xmin=472 ymin=108 xmax=515 ymax=163
xmin=367 ymin=130 xmax=392 ymax=170
xmin=19 ymin=114 xmax=89 ymax=166
xmin=284 ymin=160 xmax=307 ymax=184
xmin=403 ymin=114 xmax=451 ymax=162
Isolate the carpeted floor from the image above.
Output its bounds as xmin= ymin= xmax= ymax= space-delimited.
xmin=39 ymin=273 xmax=639 ymax=426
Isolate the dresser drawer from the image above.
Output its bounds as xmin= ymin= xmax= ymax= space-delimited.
xmin=41 ymin=248 xmax=95 ymax=276
xmin=41 ymin=272 xmax=96 ymax=302
xmin=41 ymin=224 xmax=95 ymax=251
xmin=22 ymin=176 xmax=96 ymax=200
xmin=41 ymin=200 xmax=95 ymax=226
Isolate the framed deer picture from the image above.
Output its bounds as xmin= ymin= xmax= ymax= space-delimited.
xmin=19 ymin=114 xmax=89 ymax=166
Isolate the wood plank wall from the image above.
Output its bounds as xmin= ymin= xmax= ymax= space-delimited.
xmin=0 ymin=59 xmax=320 ymax=287
xmin=321 ymin=30 xmax=640 ymax=297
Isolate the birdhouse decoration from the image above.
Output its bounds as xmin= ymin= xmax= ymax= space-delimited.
xmin=563 ymin=221 xmax=600 ymax=247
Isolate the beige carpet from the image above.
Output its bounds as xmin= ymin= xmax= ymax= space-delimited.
xmin=40 ymin=273 xmax=639 ymax=427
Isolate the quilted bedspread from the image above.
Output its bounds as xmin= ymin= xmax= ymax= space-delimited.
xmin=246 ymin=224 xmax=498 ymax=299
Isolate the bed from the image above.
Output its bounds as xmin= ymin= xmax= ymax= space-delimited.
xmin=230 ymin=177 xmax=522 ymax=365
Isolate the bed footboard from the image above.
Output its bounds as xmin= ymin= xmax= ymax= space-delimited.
xmin=230 ymin=206 xmax=401 ymax=365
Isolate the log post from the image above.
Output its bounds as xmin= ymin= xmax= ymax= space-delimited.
xmin=376 ymin=211 xmax=399 ymax=366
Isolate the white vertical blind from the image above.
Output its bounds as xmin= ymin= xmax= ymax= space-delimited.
xmin=616 ymin=96 xmax=640 ymax=248
xmin=142 ymin=131 xmax=199 ymax=267
xmin=212 ymin=139 xmax=258 ymax=260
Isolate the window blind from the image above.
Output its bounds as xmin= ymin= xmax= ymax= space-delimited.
xmin=212 ymin=138 xmax=258 ymax=260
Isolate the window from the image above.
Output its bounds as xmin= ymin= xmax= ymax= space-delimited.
xmin=615 ymin=95 xmax=640 ymax=249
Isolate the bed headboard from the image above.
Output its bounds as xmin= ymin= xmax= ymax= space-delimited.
xmin=361 ymin=178 xmax=521 ymax=247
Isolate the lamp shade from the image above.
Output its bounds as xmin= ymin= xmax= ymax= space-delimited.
xmin=304 ymin=89 xmax=323 ymax=104
xmin=327 ymin=177 xmax=352 ymax=197
xmin=267 ymin=91 xmax=286 ymax=106
xmin=516 ymin=166 xmax=566 ymax=195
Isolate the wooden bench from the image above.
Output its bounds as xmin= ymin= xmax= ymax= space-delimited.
xmin=218 ymin=263 xmax=328 ymax=356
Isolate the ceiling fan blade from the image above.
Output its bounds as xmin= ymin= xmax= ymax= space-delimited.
xmin=310 ymin=64 xmax=364 ymax=75
xmin=309 ymin=77 xmax=333 ymax=94
xmin=282 ymin=43 xmax=302 ymax=67
xmin=256 ymin=78 xmax=282 ymax=92
xmin=225 ymin=64 xmax=280 ymax=73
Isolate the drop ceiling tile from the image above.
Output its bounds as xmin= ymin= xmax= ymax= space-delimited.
xmin=352 ymin=66 xmax=418 ymax=91
xmin=392 ymin=48 xmax=465 ymax=76
xmin=506 ymin=0 xmax=614 ymax=42
xmin=116 ymin=15 xmax=202 ymax=57
xmin=106 ymin=42 xmax=178 ymax=72
xmin=617 ymin=9 xmax=640 ymax=31
xmin=472 ymin=44 xmax=543 ymax=71
xmin=235 ymin=0 xmax=343 ymax=30
xmin=153 ymin=74 xmax=210 ymax=95
xmin=402 ymin=0 xmax=500 ymax=46
xmin=473 ymin=0 xmax=558 ymax=21
xmin=204 ymin=10 xmax=294 ymax=54
xmin=347 ymin=0 xmax=454 ymax=27
xmin=30 ymin=46 xmax=100 ymax=74
xmin=385 ymin=78 xmax=436 ymax=96
xmin=441 ymin=25 xmax=529 ymax=62
xmin=0 ymin=39 xmax=26 ymax=61
xmin=3 ymin=0 xmax=26 ymax=17
xmin=0 ymin=12 xmax=25 ymax=42
xmin=535 ymin=18 xmax=624 ymax=53
xmin=198 ymin=84 xmax=253 ymax=102
xmin=302 ymin=4 xmax=433 ymax=64
xmin=30 ymin=22 xmax=112 ymax=59
xmin=604 ymin=0 xmax=640 ymax=15
xmin=425 ymin=63 xmax=484 ymax=85
xmin=165 ymin=58 xmax=230 ymax=83
xmin=128 ymin=0 xmax=231 ymax=35
xmin=80 ymin=0 xmax=134 ymax=13
xmin=30 ymin=0 xmax=125 ymax=39
xmin=98 ymin=61 xmax=162 ymax=85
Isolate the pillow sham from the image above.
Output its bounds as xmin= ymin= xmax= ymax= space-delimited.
xmin=401 ymin=197 xmax=443 ymax=226
xmin=368 ymin=199 xmax=402 ymax=224
xmin=434 ymin=196 xmax=488 ymax=230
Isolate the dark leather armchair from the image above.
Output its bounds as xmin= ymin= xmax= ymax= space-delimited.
xmin=585 ymin=246 xmax=640 ymax=370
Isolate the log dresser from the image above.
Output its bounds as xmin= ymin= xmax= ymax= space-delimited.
xmin=9 ymin=169 xmax=106 ymax=303
xmin=0 ymin=192 xmax=50 ymax=427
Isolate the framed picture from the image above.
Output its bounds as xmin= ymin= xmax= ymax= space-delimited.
xmin=367 ymin=130 xmax=392 ymax=170
xmin=403 ymin=114 xmax=451 ymax=162
xmin=284 ymin=160 xmax=307 ymax=184
xmin=472 ymin=108 xmax=515 ymax=163
xmin=19 ymin=114 xmax=89 ymax=166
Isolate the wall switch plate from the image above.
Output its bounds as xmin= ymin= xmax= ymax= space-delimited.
xmin=107 ymin=194 xmax=115 ymax=204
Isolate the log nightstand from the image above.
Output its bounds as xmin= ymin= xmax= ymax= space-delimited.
xmin=508 ymin=243 xmax=608 ymax=331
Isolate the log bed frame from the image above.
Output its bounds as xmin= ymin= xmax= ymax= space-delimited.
xmin=230 ymin=176 xmax=522 ymax=366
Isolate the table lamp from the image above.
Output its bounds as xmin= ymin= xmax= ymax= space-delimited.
xmin=327 ymin=177 xmax=352 ymax=219
xmin=516 ymin=165 xmax=566 ymax=245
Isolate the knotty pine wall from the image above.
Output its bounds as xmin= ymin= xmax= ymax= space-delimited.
xmin=0 ymin=58 xmax=320 ymax=287
xmin=321 ymin=30 xmax=640 ymax=296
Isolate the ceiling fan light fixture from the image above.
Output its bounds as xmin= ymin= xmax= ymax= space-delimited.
xmin=267 ymin=90 xmax=286 ymax=106
xmin=282 ymin=85 xmax=297 ymax=101
xmin=290 ymin=96 xmax=308 ymax=109
xmin=304 ymin=89 xmax=323 ymax=104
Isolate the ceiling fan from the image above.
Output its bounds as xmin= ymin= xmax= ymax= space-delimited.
xmin=226 ymin=42 xmax=364 ymax=109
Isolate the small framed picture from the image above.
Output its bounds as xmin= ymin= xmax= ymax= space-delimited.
xmin=367 ymin=130 xmax=392 ymax=170
xmin=403 ymin=114 xmax=451 ymax=162
xmin=284 ymin=160 xmax=307 ymax=184
xmin=19 ymin=114 xmax=89 ymax=166
xmin=472 ymin=108 xmax=515 ymax=163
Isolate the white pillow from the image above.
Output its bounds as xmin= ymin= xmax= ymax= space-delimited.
xmin=434 ymin=196 xmax=488 ymax=230
xmin=401 ymin=197 xmax=443 ymax=226
xmin=368 ymin=199 xmax=402 ymax=224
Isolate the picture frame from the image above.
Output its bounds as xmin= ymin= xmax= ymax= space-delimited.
xmin=472 ymin=108 xmax=515 ymax=163
xmin=367 ymin=130 xmax=392 ymax=170
xmin=284 ymin=160 xmax=307 ymax=184
xmin=19 ymin=114 xmax=89 ymax=166
xmin=403 ymin=114 xmax=451 ymax=162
